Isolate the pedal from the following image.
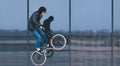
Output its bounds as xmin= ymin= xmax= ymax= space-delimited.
xmin=41 ymin=49 xmax=46 ymax=54
xmin=38 ymin=48 xmax=46 ymax=54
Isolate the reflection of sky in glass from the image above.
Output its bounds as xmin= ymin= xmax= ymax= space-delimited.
xmin=29 ymin=0 xmax=69 ymax=31
xmin=0 ymin=0 xmax=119 ymax=31
xmin=114 ymin=0 xmax=120 ymax=30
xmin=0 ymin=0 xmax=69 ymax=31
xmin=72 ymin=0 xmax=120 ymax=32
xmin=0 ymin=0 xmax=27 ymax=30
xmin=72 ymin=0 xmax=111 ymax=32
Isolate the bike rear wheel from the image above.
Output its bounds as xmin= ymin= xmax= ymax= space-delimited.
xmin=31 ymin=51 xmax=46 ymax=65
xmin=46 ymin=49 xmax=54 ymax=58
xmin=51 ymin=34 xmax=67 ymax=50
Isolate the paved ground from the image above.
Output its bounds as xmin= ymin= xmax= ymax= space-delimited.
xmin=0 ymin=51 xmax=120 ymax=66
xmin=0 ymin=40 xmax=120 ymax=66
xmin=0 ymin=51 xmax=70 ymax=66
xmin=0 ymin=48 xmax=120 ymax=66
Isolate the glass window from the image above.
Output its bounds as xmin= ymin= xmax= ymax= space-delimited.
xmin=71 ymin=0 xmax=112 ymax=66
xmin=0 ymin=0 xmax=28 ymax=66
xmin=113 ymin=0 xmax=120 ymax=66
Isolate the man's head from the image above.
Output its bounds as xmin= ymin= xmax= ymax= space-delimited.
xmin=38 ymin=6 xmax=47 ymax=15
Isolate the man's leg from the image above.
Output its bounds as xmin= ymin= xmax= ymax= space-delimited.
xmin=32 ymin=30 xmax=41 ymax=51
xmin=36 ymin=28 xmax=48 ymax=52
xmin=37 ymin=28 xmax=48 ymax=44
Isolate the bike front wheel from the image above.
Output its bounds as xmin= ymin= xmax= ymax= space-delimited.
xmin=51 ymin=34 xmax=67 ymax=50
xmin=31 ymin=51 xmax=46 ymax=65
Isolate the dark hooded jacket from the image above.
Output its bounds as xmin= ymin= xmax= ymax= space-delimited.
xmin=28 ymin=11 xmax=42 ymax=31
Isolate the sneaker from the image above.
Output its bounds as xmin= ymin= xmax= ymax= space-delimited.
xmin=36 ymin=48 xmax=40 ymax=51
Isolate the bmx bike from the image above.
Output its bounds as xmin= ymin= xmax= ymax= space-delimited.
xmin=31 ymin=29 xmax=67 ymax=65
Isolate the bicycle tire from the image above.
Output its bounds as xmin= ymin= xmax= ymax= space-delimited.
xmin=50 ymin=34 xmax=67 ymax=50
xmin=46 ymin=49 xmax=54 ymax=58
xmin=31 ymin=51 xmax=46 ymax=65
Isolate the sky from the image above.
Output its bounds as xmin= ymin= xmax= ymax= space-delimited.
xmin=0 ymin=0 xmax=120 ymax=32
xmin=71 ymin=0 xmax=120 ymax=31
